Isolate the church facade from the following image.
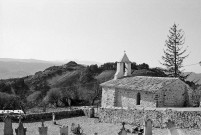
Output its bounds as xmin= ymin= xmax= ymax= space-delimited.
xmin=100 ymin=53 xmax=193 ymax=108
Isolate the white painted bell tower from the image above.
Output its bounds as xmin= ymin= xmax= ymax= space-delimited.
xmin=114 ymin=52 xmax=131 ymax=80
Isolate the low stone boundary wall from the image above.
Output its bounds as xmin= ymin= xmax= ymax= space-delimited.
xmin=0 ymin=109 xmax=85 ymax=122
xmin=99 ymin=107 xmax=201 ymax=129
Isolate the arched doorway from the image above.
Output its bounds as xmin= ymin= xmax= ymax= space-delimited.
xmin=136 ymin=93 xmax=141 ymax=105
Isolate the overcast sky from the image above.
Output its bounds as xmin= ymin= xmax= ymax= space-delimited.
xmin=1 ymin=0 xmax=201 ymax=73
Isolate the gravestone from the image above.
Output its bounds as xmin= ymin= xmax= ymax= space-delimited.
xmin=118 ymin=122 xmax=127 ymax=135
xmin=38 ymin=120 xmax=48 ymax=135
xmin=70 ymin=123 xmax=83 ymax=135
xmin=143 ymin=119 xmax=152 ymax=135
xmin=15 ymin=116 xmax=27 ymax=135
xmin=60 ymin=125 xmax=68 ymax=135
xmin=4 ymin=115 xmax=13 ymax=135
xmin=89 ymin=107 xmax=94 ymax=118
xmin=52 ymin=113 xmax=55 ymax=124
xmin=166 ymin=120 xmax=185 ymax=135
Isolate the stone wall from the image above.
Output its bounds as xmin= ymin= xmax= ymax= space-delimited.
xmin=115 ymin=88 xmax=156 ymax=108
xmin=99 ymin=107 xmax=201 ymax=129
xmin=0 ymin=109 xmax=84 ymax=122
xmin=101 ymin=87 xmax=116 ymax=108
xmin=161 ymin=80 xmax=188 ymax=107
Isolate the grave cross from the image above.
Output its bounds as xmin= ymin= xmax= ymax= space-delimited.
xmin=15 ymin=116 xmax=27 ymax=135
xmin=118 ymin=122 xmax=127 ymax=135
xmin=38 ymin=120 xmax=48 ymax=135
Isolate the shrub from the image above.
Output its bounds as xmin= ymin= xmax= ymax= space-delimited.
xmin=0 ymin=92 xmax=21 ymax=110
xmin=46 ymin=88 xmax=62 ymax=107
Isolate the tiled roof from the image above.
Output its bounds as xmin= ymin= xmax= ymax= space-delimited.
xmin=100 ymin=76 xmax=179 ymax=92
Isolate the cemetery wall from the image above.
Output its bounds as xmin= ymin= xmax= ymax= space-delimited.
xmin=99 ymin=107 xmax=201 ymax=129
xmin=0 ymin=109 xmax=85 ymax=122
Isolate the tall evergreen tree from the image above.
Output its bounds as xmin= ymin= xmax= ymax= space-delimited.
xmin=161 ymin=24 xmax=189 ymax=77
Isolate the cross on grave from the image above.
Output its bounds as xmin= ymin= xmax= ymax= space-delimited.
xmin=60 ymin=125 xmax=68 ymax=135
xmin=118 ymin=122 xmax=127 ymax=135
xmin=143 ymin=119 xmax=152 ymax=135
xmin=15 ymin=116 xmax=27 ymax=135
xmin=4 ymin=114 xmax=13 ymax=135
xmin=38 ymin=120 xmax=48 ymax=135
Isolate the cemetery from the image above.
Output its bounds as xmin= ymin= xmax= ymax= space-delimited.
xmin=0 ymin=106 xmax=201 ymax=135
xmin=1 ymin=54 xmax=201 ymax=135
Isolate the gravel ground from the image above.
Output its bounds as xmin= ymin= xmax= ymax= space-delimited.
xmin=0 ymin=116 xmax=201 ymax=135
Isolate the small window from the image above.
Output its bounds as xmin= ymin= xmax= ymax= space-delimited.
xmin=136 ymin=93 xmax=141 ymax=105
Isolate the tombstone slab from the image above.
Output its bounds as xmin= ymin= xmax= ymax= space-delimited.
xmin=60 ymin=125 xmax=68 ymax=135
xmin=143 ymin=119 xmax=152 ymax=135
xmin=4 ymin=115 xmax=13 ymax=135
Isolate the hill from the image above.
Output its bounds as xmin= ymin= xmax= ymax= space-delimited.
xmin=0 ymin=58 xmax=102 ymax=79
xmin=0 ymin=60 xmax=200 ymax=110
xmin=0 ymin=58 xmax=62 ymax=79
xmin=184 ymin=72 xmax=201 ymax=85
xmin=0 ymin=61 xmax=102 ymax=110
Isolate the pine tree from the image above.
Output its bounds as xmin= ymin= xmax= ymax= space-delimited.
xmin=161 ymin=24 xmax=189 ymax=77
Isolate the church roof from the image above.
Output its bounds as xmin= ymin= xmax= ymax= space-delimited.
xmin=100 ymin=76 xmax=180 ymax=93
xmin=118 ymin=53 xmax=131 ymax=63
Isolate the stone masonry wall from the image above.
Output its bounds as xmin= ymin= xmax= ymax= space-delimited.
xmin=162 ymin=80 xmax=186 ymax=107
xmin=101 ymin=87 xmax=116 ymax=108
xmin=115 ymin=88 xmax=156 ymax=108
xmin=99 ymin=107 xmax=201 ymax=129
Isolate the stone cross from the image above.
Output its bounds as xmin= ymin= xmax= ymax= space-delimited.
xmin=15 ymin=116 xmax=27 ymax=135
xmin=118 ymin=122 xmax=127 ymax=135
xmin=143 ymin=119 xmax=152 ymax=135
xmin=60 ymin=125 xmax=68 ymax=135
xmin=4 ymin=115 xmax=13 ymax=135
xmin=38 ymin=120 xmax=48 ymax=135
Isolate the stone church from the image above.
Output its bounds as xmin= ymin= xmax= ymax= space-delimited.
xmin=100 ymin=53 xmax=193 ymax=108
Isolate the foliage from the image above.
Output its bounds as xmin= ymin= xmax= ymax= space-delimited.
xmin=0 ymin=92 xmax=21 ymax=110
xmin=26 ymin=91 xmax=42 ymax=103
xmin=99 ymin=62 xmax=116 ymax=71
xmin=131 ymin=62 xmax=138 ymax=70
xmin=137 ymin=63 xmax=149 ymax=70
xmin=46 ymin=88 xmax=62 ymax=106
xmin=161 ymin=24 xmax=189 ymax=77
xmin=79 ymin=66 xmax=95 ymax=84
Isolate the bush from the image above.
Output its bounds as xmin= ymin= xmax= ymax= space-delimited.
xmin=46 ymin=88 xmax=62 ymax=106
xmin=0 ymin=92 xmax=21 ymax=110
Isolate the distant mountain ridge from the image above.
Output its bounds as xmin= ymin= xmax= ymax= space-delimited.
xmin=184 ymin=72 xmax=201 ymax=85
xmin=0 ymin=58 xmax=102 ymax=79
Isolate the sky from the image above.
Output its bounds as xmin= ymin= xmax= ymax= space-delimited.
xmin=1 ymin=0 xmax=201 ymax=73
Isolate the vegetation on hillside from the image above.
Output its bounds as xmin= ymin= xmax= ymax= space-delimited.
xmin=0 ymin=59 xmax=200 ymax=110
